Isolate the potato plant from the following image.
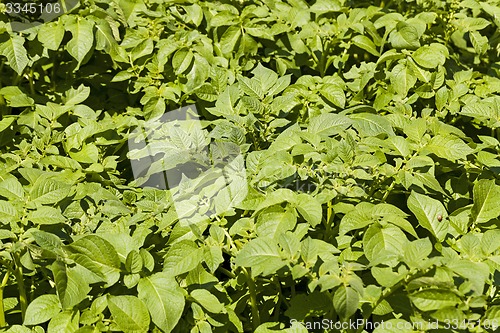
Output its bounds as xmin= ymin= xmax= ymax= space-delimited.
xmin=1 ymin=0 xmax=500 ymax=332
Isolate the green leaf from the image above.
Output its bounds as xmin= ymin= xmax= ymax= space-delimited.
xmin=47 ymin=310 xmax=79 ymax=333
xmin=412 ymin=43 xmax=448 ymax=69
xmin=1 ymin=325 xmax=32 ymax=333
xmin=24 ymin=294 xmax=61 ymax=325
xmin=69 ymin=144 xmax=99 ymax=164
xmin=0 ymin=86 xmax=34 ymax=107
xmin=333 ymin=285 xmax=359 ymax=320
xmin=0 ymin=176 xmax=23 ymax=200
xmin=350 ymin=113 xmax=395 ymax=137
xmin=172 ymin=48 xmax=194 ymax=75
xmin=30 ymin=178 xmax=71 ymax=205
xmin=0 ymin=35 xmax=28 ymax=75
xmin=256 ymin=209 xmax=296 ymax=239
xmin=363 ymin=224 xmax=407 ymax=263
xmin=137 ymin=273 xmax=185 ymax=333
xmin=163 ymin=240 xmax=203 ymax=276
xmin=52 ymin=260 xmax=91 ymax=309
xmin=319 ymin=84 xmax=346 ymax=108
xmin=234 ymin=237 xmax=285 ymax=276
xmin=66 ymin=17 xmax=95 ymax=63
xmin=125 ymin=250 xmax=143 ymax=274
xmin=238 ymin=76 xmax=264 ymax=99
xmin=93 ymin=18 xmax=125 ymax=60
xmin=38 ymin=21 xmax=65 ymax=51
xmin=203 ymin=246 xmax=224 ymax=273
xmin=107 ymin=295 xmax=150 ymax=333
xmin=470 ymin=31 xmax=489 ymax=55
xmin=251 ymin=63 xmax=278 ymax=92
xmin=28 ymin=206 xmax=66 ymax=225
xmin=390 ymin=63 xmax=416 ymax=96
xmin=339 ymin=202 xmax=373 ymax=235
xmin=403 ymin=238 xmax=432 ymax=269
xmin=352 ymin=35 xmax=379 ymax=56
xmin=371 ymin=266 xmax=405 ymax=288
xmin=308 ymin=113 xmax=351 ymax=137
xmin=389 ymin=136 xmax=411 ymax=157
xmin=389 ymin=22 xmax=420 ymax=49
xmin=410 ymin=289 xmax=461 ymax=311
xmin=220 ymin=26 xmax=241 ymax=56
xmin=183 ymin=3 xmax=203 ymax=26
xmin=0 ymin=200 xmax=18 ymax=223
xmin=481 ymin=229 xmax=500 ymax=255
xmin=131 ymin=39 xmax=154 ymax=61
xmin=31 ymin=229 xmax=63 ymax=251
xmin=195 ymin=84 xmax=218 ymax=102
xmin=294 ymin=193 xmax=322 ymax=227
xmin=191 ymin=289 xmax=224 ymax=314
xmin=422 ymin=135 xmax=473 ymax=161
xmin=63 ymin=85 xmax=91 ymax=106
xmin=310 ymin=0 xmax=341 ymax=12
xmin=471 ymin=179 xmax=500 ymax=224
xmin=448 ymin=259 xmax=489 ymax=295
xmin=454 ymin=17 xmax=491 ymax=31
xmin=407 ymin=191 xmax=449 ymax=241
xmin=484 ymin=305 xmax=500 ymax=322
xmin=0 ymin=117 xmax=15 ymax=133
xmin=66 ymin=235 xmax=121 ymax=287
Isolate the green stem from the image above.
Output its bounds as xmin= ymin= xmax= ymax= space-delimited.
xmin=319 ymin=39 xmax=330 ymax=77
xmin=243 ymin=267 xmax=260 ymax=330
xmin=28 ymin=68 xmax=35 ymax=96
xmin=272 ymin=278 xmax=283 ymax=321
xmin=218 ymin=267 xmax=235 ymax=279
xmin=0 ymin=61 xmax=6 ymax=117
xmin=381 ymin=180 xmax=395 ymax=202
xmin=0 ymin=269 xmax=11 ymax=327
xmin=379 ymin=29 xmax=391 ymax=55
xmin=13 ymin=253 xmax=27 ymax=321
xmin=0 ymin=94 xmax=5 ymax=118
xmin=12 ymin=71 xmax=23 ymax=86
xmin=325 ymin=201 xmax=334 ymax=240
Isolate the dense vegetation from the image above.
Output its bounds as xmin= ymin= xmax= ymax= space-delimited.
xmin=1 ymin=0 xmax=500 ymax=332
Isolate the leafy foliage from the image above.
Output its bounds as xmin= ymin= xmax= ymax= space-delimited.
xmin=1 ymin=0 xmax=500 ymax=332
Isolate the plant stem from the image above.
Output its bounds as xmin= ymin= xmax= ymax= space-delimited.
xmin=0 ymin=61 xmax=6 ymax=117
xmin=381 ymin=180 xmax=396 ymax=202
xmin=28 ymin=68 xmax=35 ymax=96
xmin=243 ymin=267 xmax=260 ymax=330
xmin=272 ymin=277 xmax=283 ymax=321
xmin=325 ymin=201 xmax=334 ymax=240
xmin=0 ymin=269 xmax=11 ymax=327
xmin=218 ymin=266 xmax=235 ymax=279
xmin=13 ymin=253 xmax=27 ymax=322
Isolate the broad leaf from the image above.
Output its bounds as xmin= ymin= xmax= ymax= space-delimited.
xmin=66 ymin=235 xmax=121 ymax=286
xmin=471 ymin=179 xmax=500 ymax=224
xmin=0 ymin=35 xmax=28 ymax=75
xmin=407 ymin=191 xmax=449 ymax=241
xmin=410 ymin=289 xmax=461 ymax=311
xmin=24 ymin=294 xmax=61 ymax=325
xmin=234 ymin=237 xmax=285 ymax=276
xmin=66 ymin=17 xmax=95 ymax=63
xmin=107 ymin=295 xmax=150 ymax=333
xmin=138 ymin=273 xmax=185 ymax=332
